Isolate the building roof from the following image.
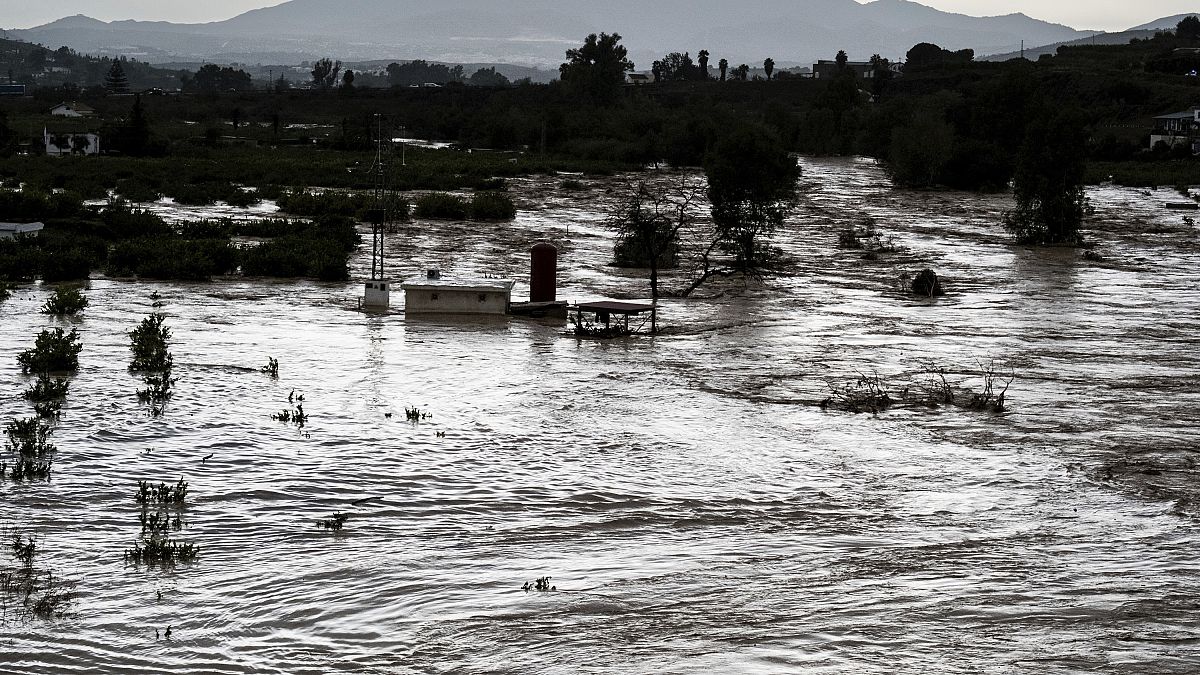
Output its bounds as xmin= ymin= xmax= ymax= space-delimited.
xmin=0 ymin=222 xmax=45 ymax=234
xmin=1154 ymin=109 xmax=1200 ymax=120
xmin=51 ymin=101 xmax=94 ymax=113
xmin=401 ymin=276 xmax=515 ymax=292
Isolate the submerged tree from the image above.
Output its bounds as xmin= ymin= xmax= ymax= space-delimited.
xmin=1003 ymin=110 xmax=1088 ymax=245
xmin=609 ymin=176 xmax=705 ymax=304
xmin=677 ymin=125 xmax=799 ymax=296
xmin=560 ymin=32 xmax=634 ymax=103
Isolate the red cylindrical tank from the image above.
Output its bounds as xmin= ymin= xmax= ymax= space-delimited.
xmin=530 ymin=243 xmax=558 ymax=302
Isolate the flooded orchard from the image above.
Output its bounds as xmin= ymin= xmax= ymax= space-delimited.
xmin=2 ymin=157 xmax=1199 ymax=673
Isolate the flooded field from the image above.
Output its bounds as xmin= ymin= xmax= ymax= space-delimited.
xmin=2 ymin=157 xmax=1199 ymax=673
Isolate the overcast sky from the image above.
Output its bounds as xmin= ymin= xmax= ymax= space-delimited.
xmin=2 ymin=0 xmax=1197 ymax=31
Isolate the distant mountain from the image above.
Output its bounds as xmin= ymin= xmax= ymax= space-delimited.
xmin=982 ymin=30 xmax=1159 ymax=62
xmin=982 ymin=13 xmax=1200 ymax=62
xmin=8 ymin=0 xmax=1091 ymax=69
xmin=1129 ymin=14 xmax=1199 ymax=32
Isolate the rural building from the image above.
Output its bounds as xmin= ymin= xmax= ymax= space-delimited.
xmin=43 ymin=129 xmax=101 ymax=156
xmin=49 ymin=101 xmax=95 ymax=117
xmin=812 ymin=60 xmax=876 ymax=79
xmin=0 ymin=84 xmax=26 ymax=96
xmin=0 ymin=222 xmax=45 ymax=239
xmin=626 ymin=73 xmax=651 ymax=85
xmin=1151 ymin=108 xmax=1200 ymax=152
xmin=401 ymin=270 xmax=515 ymax=315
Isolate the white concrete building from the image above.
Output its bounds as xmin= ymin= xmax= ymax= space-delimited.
xmin=0 ymin=222 xmax=45 ymax=239
xmin=43 ymin=129 xmax=100 ymax=156
xmin=401 ymin=270 xmax=515 ymax=315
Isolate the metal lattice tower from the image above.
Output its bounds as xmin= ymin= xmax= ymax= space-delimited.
xmin=367 ymin=114 xmax=389 ymax=281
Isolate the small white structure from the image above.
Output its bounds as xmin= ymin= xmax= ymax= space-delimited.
xmin=0 ymin=222 xmax=45 ymax=239
xmin=49 ymin=101 xmax=94 ymax=117
xmin=44 ymin=129 xmax=100 ymax=156
xmin=362 ymin=279 xmax=393 ymax=310
xmin=402 ymin=269 xmax=515 ymax=315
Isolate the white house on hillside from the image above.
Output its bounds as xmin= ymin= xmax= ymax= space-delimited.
xmin=49 ymin=102 xmax=95 ymax=117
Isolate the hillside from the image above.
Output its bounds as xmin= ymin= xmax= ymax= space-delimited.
xmin=0 ymin=38 xmax=186 ymax=90
xmin=7 ymin=0 xmax=1089 ymax=68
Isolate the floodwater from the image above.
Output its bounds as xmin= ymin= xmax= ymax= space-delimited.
xmin=2 ymin=157 xmax=1199 ymax=673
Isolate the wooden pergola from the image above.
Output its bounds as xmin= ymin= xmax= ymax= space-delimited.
xmin=568 ymin=301 xmax=657 ymax=337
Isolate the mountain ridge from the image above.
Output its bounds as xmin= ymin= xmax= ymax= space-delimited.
xmin=7 ymin=0 xmax=1094 ymax=67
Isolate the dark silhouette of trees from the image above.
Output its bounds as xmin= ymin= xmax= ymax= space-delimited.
xmin=733 ymin=64 xmax=750 ymax=81
xmin=718 ymin=58 xmax=728 ymax=81
xmin=1003 ymin=110 xmax=1088 ymax=245
xmin=1177 ymin=16 xmax=1200 ymax=39
xmin=836 ymin=50 xmax=848 ymax=69
xmin=653 ymin=52 xmax=697 ymax=81
xmin=104 ymin=59 xmax=129 ymax=93
xmin=905 ymin=43 xmax=974 ymax=71
xmin=310 ymin=58 xmax=342 ymax=90
xmin=609 ymin=176 xmax=704 ymax=304
xmin=186 ymin=64 xmax=253 ymax=92
xmin=763 ymin=58 xmax=775 ymax=80
xmin=869 ymin=54 xmax=892 ymax=96
xmin=559 ymin=32 xmax=634 ymax=103
xmin=386 ymin=60 xmax=464 ymax=87
xmin=341 ymin=70 xmax=355 ymax=90
xmin=697 ymin=50 xmax=710 ymax=79
xmin=0 ymin=109 xmax=14 ymax=156
xmin=703 ymin=125 xmax=799 ymax=276
xmin=468 ymin=67 xmax=511 ymax=87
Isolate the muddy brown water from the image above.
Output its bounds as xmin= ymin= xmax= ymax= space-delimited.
xmin=1 ymin=157 xmax=1198 ymax=673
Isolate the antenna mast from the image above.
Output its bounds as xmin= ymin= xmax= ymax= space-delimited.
xmin=361 ymin=113 xmax=394 ymax=310
xmin=369 ymin=113 xmax=387 ymax=281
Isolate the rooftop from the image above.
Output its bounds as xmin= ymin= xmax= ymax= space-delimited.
xmin=1154 ymin=108 xmax=1200 ymax=120
xmin=401 ymin=276 xmax=515 ymax=292
xmin=573 ymin=301 xmax=655 ymax=315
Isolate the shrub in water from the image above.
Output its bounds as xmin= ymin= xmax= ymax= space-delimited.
xmin=469 ymin=191 xmax=517 ymax=220
xmin=415 ymin=192 xmax=469 ymax=220
xmin=129 ymin=314 xmax=172 ymax=373
xmin=17 ymin=328 xmax=82 ymax=374
xmin=40 ymin=286 xmax=89 ymax=316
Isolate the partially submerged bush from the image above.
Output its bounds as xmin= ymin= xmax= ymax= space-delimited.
xmin=2 ymin=417 xmax=57 ymax=481
xmin=24 ymin=373 xmax=70 ymax=419
xmin=40 ymin=286 xmax=89 ymax=316
xmin=415 ymin=192 xmax=469 ymax=220
xmin=837 ymin=218 xmax=900 ymax=258
xmin=129 ymin=314 xmax=172 ymax=373
xmin=469 ymin=191 xmax=517 ymax=220
xmin=17 ymin=328 xmax=82 ymax=374
xmin=1 ymin=530 xmax=76 ymax=622
xmin=911 ymin=269 xmax=944 ymax=297
xmin=108 ymin=238 xmax=237 ymax=280
xmin=129 ymin=314 xmax=175 ymax=413
xmin=820 ymin=373 xmax=892 ymax=414
xmin=135 ymin=479 xmax=188 ymax=506
xmin=0 ymin=282 xmax=14 ymax=302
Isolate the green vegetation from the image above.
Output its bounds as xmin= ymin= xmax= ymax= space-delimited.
xmin=17 ymin=328 xmax=82 ymax=374
xmin=40 ymin=286 xmax=89 ymax=316
xmin=414 ymin=192 xmax=469 ymax=219
xmin=0 ymin=530 xmax=75 ymax=622
xmin=2 ymin=417 xmax=57 ymax=482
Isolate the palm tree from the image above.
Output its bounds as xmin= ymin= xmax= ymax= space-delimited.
xmin=697 ymin=50 xmax=710 ymax=80
xmin=718 ymin=58 xmax=728 ymax=81
xmin=763 ymin=58 xmax=775 ymax=81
